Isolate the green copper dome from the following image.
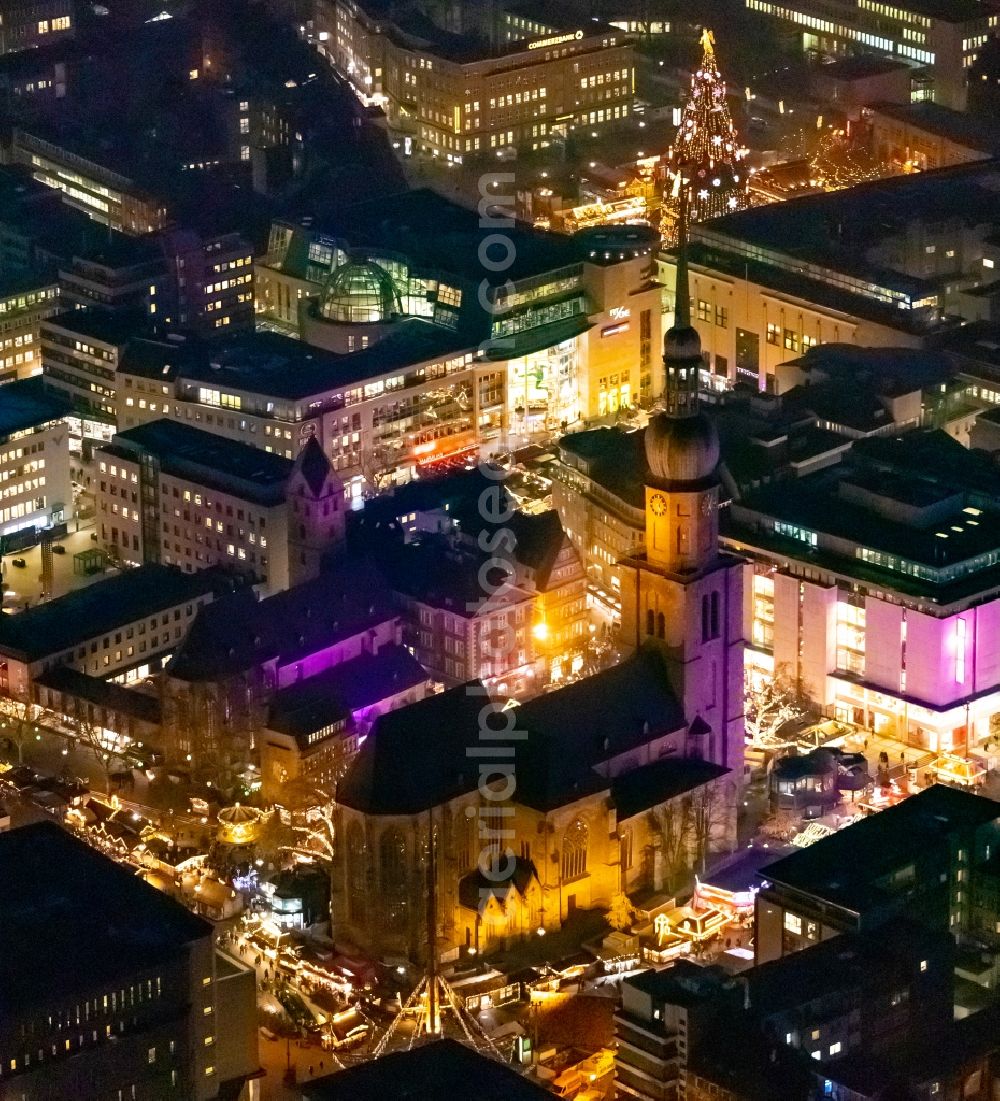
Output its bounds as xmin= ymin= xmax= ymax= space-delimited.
xmin=320 ymin=259 xmax=401 ymax=324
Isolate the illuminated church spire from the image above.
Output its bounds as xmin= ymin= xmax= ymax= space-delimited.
xmin=662 ymin=181 xmax=703 ymax=420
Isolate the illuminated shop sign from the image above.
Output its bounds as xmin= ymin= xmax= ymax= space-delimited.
xmin=528 ymin=30 xmax=584 ymax=49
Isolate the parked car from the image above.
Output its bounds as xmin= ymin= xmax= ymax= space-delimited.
xmin=11 ymin=559 xmax=25 ymax=568
xmin=51 ymin=545 xmax=66 ymax=555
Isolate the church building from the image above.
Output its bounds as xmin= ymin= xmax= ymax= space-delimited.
xmin=329 ymin=219 xmax=746 ymax=961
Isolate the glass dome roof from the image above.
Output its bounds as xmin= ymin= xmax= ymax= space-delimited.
xmin=319 ymin=259 xmax=401 ymax=324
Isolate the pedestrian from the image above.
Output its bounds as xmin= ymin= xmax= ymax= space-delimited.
xmin=309 ymin=1065 xmax=314 ymax=1077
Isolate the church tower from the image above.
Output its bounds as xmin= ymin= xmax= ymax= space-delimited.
xmin=619 ymin=200 xmax=745 ymax=773
xmin=286 ymin=436 xmax=347 ymax=587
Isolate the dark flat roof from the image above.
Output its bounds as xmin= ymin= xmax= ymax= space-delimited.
xmin=302 ymin=1038 xmax=551 ymax=1100
xmin=44 ymin=307 xmax=152 ymax=347
xmin=759 ymin=784 xmax=1000 ymax=913
xmin=730 ymin=455 xmax=1000 ymax=570
xmin=105 ymin=420 xmax=293 ymax=505
xmin=0 ymin=821 xmax=209 ymax=1014
xmin=0 ymin=564 xmax=226 ymax=662
xmin=324 ymin=188 xmax=582 ymax=287
xmin=0 ymin=376 xmax=71 ymax=439
xmin=871 ymin=101 xmax=1000 ymax=155
xmin=169 ymin=322 xmax=471 ymax=401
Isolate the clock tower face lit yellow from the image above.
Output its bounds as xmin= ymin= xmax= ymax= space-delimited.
xmin=650 ymin=493 xmax=667 ymax=517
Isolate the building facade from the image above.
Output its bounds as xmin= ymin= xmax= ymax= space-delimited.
xmin=96 ymin=422 xmax=345 ymax=594
xmin=659 ymin=163 xmax=1000 ymax=392
xmin=315 ymin=0 xmax=635 ymax=160
xmin=11 ymin=128 xmax=168 ymax=236
xmin=0 ymin=821 xmax=258 ymax=1100
xmin=0 ymin=0 xmax=72 ymax=56
xmin=0 ymin=377 xmax=72 ymax=539
xmin=745 ymin=0 xmax=999 ymax=109
xmin=0 ymin=275 xmax=59 ymax=383
xmin=0 ymin=563 xmax=227 ymax=701
xmin=728 ymin=432 xmax=1000 ymax=754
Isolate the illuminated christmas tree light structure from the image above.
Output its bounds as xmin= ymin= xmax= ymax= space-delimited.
xmin=664 ymin=29 xmax=749 ymax=240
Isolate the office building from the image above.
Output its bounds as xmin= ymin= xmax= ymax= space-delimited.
xmin=10 ymin=127 xmax=168 ymax=236
xmin=0 ymin=563 xmax=230 ymax=697
xmin=0 ymin=0 xmax=72 ymax=56
xmin=116 ymin=325 xmax=504 ymax=498
xmin=745 ymin=0 xmax=999 ymax=109
xmin=615 ymin=917 xmax=959 ymax=1101
xmin=96 ymin=422 xmax=346 ymax=593
xmin=755 ymin=784 xmax=1000 ymax=963
xmin=869 ymin=101 xmax=1000 ymax=170
xmin=315 ymin=0 xmax=635 ymax=160
xmin=0 ymin=274 xmax=59 ymax=383
xmin=0 ymin=376 xmax=72 ymax=538
xmin=661 ymin=162 xmax=1000 ymax=392
xmin=41 ymin=309 xmax=143 ymax=426
xmin=58 ymin=237 xmax=166 ymax=315
xmin=253 ymin=193 xmax=661 ymax=483
xmin=727 ymin=429 xmax=1000 ymax=753
xmin=0 ymin=820 xmax=258 ymax=1099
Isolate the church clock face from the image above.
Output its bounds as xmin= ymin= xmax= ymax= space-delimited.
xmin=650 ymin=493 xmax=667 ymax=516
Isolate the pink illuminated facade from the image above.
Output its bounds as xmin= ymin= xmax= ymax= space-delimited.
xmin=727 ymin=444 xmax=1000 ymax=754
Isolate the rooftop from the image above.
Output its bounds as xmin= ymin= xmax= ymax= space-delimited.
xmin=375 ymin=536 xmax=535 ymax=615
xmin=302 ymin=1038 xmax=551 ymax=1100
xmin=320 ymin=188 xmax=582 ymax=287
xmin=338 ymin=646 xmax=686 ymax=814
xmin=44 ymin=307 xmax=153 ymax=348
xmin=870 ymin=101 xmax=1000 ymax=155
xmin=688 ymin=161 xmax=1000 ymax=333
xmin=266 ymin=644 xmax=428 ymax=742
xmin=167 ymin=560 xmax=396 ymax=681
xmin=0 ymin=821 xmax=209 ymax=1014
xmin=35 ymin=667 xmax=161 ymax=725
xmin=815 ymin=55 xmax=913 ymax=81
xmin=758 ymin=784 xmax=1000 ymax=913
xmin=727 ymin=437 xmax=1000 ymax=597
xmin=0 ymin=564 xmax=230 ymax=662
xmin=104 ymin=420 xmax=294 ymax=506
xmin=166 ymin=323 xmax=471 ymax=401
xmin=625 ymin=961 xmax=737 ymax=1007
xmin=0 ymin=376 xmax=72 ymax=439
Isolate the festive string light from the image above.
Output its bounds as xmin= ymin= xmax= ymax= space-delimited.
xmin=664 ymin=28 xmax=749 ymax=240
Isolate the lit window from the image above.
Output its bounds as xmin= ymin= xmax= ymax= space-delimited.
xmin=783 ymin=912 xmax=802 ymax=935
xmin=829 ymin=1042 xmax=841 ymax=1056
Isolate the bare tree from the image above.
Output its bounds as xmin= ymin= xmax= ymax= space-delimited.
xmin=72 ymin=711 xmax=119 ymax=794
xmin=744 ymin=664 xmax=805 ymax=746
xmin=274 ymin=778 xmax=337 ymax=865
xmin=0 ymin=694 xmax=39 ymax=765
xmin=359 ymin=442 xmax=398 ymax=497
